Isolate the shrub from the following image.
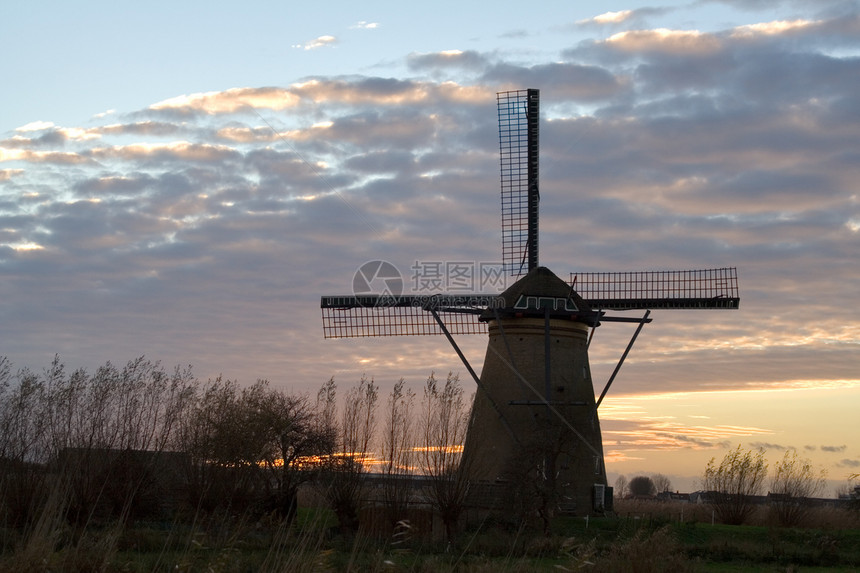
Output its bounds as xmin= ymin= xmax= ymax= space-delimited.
xmin=703 ymin=445 xmax=768 ymax=525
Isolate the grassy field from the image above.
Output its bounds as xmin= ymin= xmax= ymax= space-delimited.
xmin=2 ymin=500 xmax=859 ymax=572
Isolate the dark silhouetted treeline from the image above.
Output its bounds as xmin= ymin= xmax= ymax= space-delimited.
xmin=0 ymin=355 xmax=334 ymax=530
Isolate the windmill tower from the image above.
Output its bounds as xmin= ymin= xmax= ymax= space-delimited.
xmin=321 ymin=89 xmax=739 ymax=516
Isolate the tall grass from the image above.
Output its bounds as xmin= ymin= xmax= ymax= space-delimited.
xmin=615 ymin=498 xmax=860 ymax=529
xmin=3 ymin=490 xmax=860 ymax=572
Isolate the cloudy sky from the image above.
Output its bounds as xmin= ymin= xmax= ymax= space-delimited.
xmin=2 ymin=0 xmax=859 ymax=492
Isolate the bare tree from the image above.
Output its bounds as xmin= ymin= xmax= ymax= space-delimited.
xmin=51 ymin=359 xmax=128 ymax=523
xmin=250 ymin=383 xmax=335 ymax=522
xmin=176 ymin=376 xmax=264 ymax=513
xmin=380 ymin=378 xmax=416 ymax=529
xmin=0 ymin=367 xmax=46 ymax=464
xmin=314 ymin=377 xmax=338 ymax=448
xmin=652 ymin=473 xmax=672 ymax=494
xmin=769 ymin=449 xmax=826 ymax=527
xmin=317 ymin=376 xmax=378 ymax=535
xmin=176 ymin=376 xmax=332 ymax=519
xmin=703 ymin=445 xmax=768 ymax=525
xmin=0 ymin=356 xmax=8 ymax=404
xmin=0 ymin=362 xmax=49 ymax=528
xmin=614 ymin=474 xmax=628 ymax=499
xmin=0 ymin=356 xmax=199 ymax=527
xmin=418 ymin=372 xmax=471 ymax=541
xmin=95 ymin=358 xmax=198 ymax=522
xmin=845 ymin=474 xmax=860 ymax=512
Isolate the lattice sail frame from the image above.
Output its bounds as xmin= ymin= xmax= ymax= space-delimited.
xmin=571 ymin=268 xmax=739 ymax=310
xmin=321 ymin=268 xmax=739 ymax=338
xmin=498 ymin=89 xmax=540 ymax=277
xmin=321 ymin=295 xmax=494 ymax=339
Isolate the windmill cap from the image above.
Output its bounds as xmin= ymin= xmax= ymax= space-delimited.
xmin=480 ymin=266 xmax=593 ymax=321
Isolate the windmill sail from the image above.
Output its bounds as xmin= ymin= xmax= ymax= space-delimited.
xmin=320 ymin=294 xmax=492 ymax=338
xmin=571 ymin=267 xmax=739 ymax=310
xmin=321 ymin=267 xmax=738 ymax=338
xmin=499 ymin=89 xmax=540 ymax=277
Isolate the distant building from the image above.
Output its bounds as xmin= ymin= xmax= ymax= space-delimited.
xmin=656 ymin=491 xmax=690 ymax=502
xmin=52 ymin=447 xmax=190 ymax=521
xmin=838 ymin=484 xmax=860 ymax=502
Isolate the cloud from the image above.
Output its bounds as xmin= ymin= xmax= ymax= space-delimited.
xmin=576 ymin=7 xmax=671 ymax=28
xmin=351 ymin=21 xmax=379 ymax=30
xmin=0 ymin=148 xmax=91 ymax=164
xmin=731 ymin=19 xmax=819 ymax=39
xmin=99 ymin=121 xmax=185 ymax=137
xmin=3 ymin=126 xmax=101 ymax=149
xmin=16 ymin=121 xmax=56 ymax=132
xmin=499 ymin=29 xmax=529 ymax=40
xmin=837 ymin=459 xmax=860 ymax=468
xmin=605 ymin=450 xmax=644 ymax=463
xmin=603 ymin=28 xmax=724 ymax=56
xmin=293 ymin=35 xmax=337 ymax=51
xmin=0 ymin=169 xmax=23 ymax=181
xmin=215 ymin=126 xmax=285 ymax=144
xmin=281 ymin=78 xmax=493 ymax=111
xmin=148 ymin=87 xmax=301 ymax=116
xmin=481 ymin=62 xmax=628 ymax=101
xmin=749 ymin=442 xmax=790 ymax=451
xmin=592 ymin=10 xmax=634 ymax=24
xmin=601 ymin=416 xmax=769 ymax=453
xmin=707 ymin=0 xmax=848 ymax=12
xmin=408 ymin=50 xmax=490 ymax=72
xmin=89 ymin=141 xmax=240 ymax=164
xmin=821 ymin=445 xmax=848 ymax=452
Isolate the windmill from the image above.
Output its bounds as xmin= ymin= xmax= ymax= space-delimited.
xmin=320 ymin=89 xmax=739 ymax=516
